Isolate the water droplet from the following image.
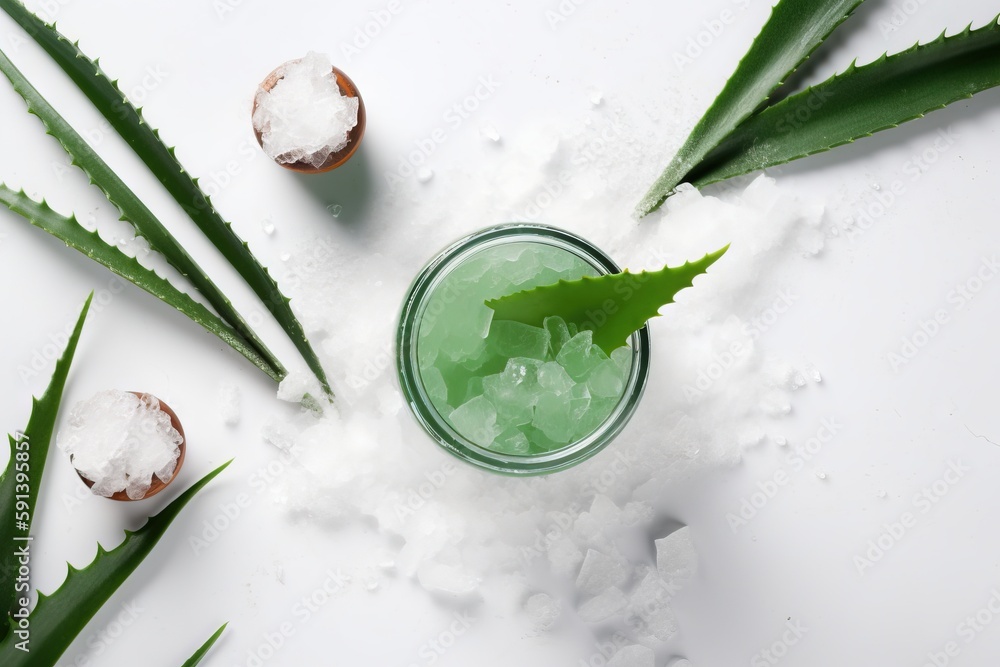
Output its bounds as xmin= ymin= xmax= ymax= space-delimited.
xmin=280 ymin=252 xmax=291 ymax=262
xmin=774 ymin=436 xmax=788 ymax=447
xmin=815 ymin=470 xmax=827 ymax=480
xmin=261 ymin=218 xmax=275 ymax=235
xmin=417 ymin=167 xmax=434 ymax=183
xmin=326 ymin=203 xmax=343 ymax=218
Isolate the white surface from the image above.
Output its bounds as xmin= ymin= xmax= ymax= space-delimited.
xmin=0 ymin=1 xmax=998 ymax=665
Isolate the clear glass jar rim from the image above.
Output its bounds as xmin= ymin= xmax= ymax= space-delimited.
xmin=396 ymin=223 xmax=650 ymax=475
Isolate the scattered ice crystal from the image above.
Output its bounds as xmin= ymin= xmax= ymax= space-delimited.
xmin=577 ymin=586 xmax=627 ymax=623
xmin=57 ymin=390 xmax=182 ymax=500
xmin=260 ymin=416 xmax=300 ymax=452
xmin=417 ymin=167 xmax=434 ymax=183
xmin=277 ymin=371 xmax=321 ymax=404
xmin=576 ymin=548 xmax=630 ymax=595
xmin=253 ymin=51 xmax=359 ymax=168
xmin=547 ymin=537 xmax=584 ymax=577
xmin=525 ymin=593 xmax=561 ymax=629
xmin=416 ymin=561 xmax=479 ymax=595
xmin=480 ymin=124 xmax=502 ymax=142
xmin=628 ymin=572 xmax=680 ymax=641
xmin=655 ymin=527 xmax=698 ymax=586
xmin=261 ymin=217 xmax=275 ymax=235
xmin=608 ymin=645 xmax=655 ymax=667
xmin=738 ymin=426 xmax=766 ymax=450
xmin=218 ymin=382 xmax=241 ymax=426
xmin=267 ymin=107 xmax=827 ymax=646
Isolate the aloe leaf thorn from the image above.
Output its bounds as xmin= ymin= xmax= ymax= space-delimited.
xmin=686 ymin=17 xmax=1000 ymax=187
xmin=0 ymin=47 xmax=286 ymax=383
xmin=0 ymin=462 xmax=232 ymax=665
xmin=0 ymin=185 xmax=283 ymax=381
xmin=487 ymin=245 xmax=729 ymax=355
xmin=0 ymin=293 xmax=91 ymax=642
xmin=0 ymin=0 xmax=332 ymax=395
xmin=636 ymin=0 xmax=867 ymax=216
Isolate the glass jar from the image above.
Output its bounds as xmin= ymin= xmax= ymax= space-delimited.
xmin=396 ymin=223 xmax=650 ymax=475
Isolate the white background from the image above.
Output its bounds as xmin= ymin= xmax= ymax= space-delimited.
xmin=1 ymin=0 xmax=999 ymax=665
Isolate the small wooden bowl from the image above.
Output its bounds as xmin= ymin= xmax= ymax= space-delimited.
xmin=77 ymin=392 xmax=186 ymax=502
xmin=253 ymin=61 xmax=366 ymax=174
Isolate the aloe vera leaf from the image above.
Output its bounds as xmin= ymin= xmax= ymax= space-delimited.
xmin=685 ymin=18 xmax=1000 ymax=188
xmin=0 ymin=48 xmax=286 ymax=383
xmin=636 ymin=0 xmax=866 ymax=217
xmin=0 ymin=185 xmax=282 ymax=381
xmin=182 ymin=623 xmax=228 ymax=667
xmin=0 ymin=294 xmax=91 ymax=641
xmin=0 ymin=0 xmax=331 ymax=395
xmin=486 ymin=246 xmax=728 ymax=355
xmin=0 ymin=461 xmax=231 ymax=665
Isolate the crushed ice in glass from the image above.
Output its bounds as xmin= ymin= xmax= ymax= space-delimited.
xmin=417 ymin=242 xmax=632 ymax=454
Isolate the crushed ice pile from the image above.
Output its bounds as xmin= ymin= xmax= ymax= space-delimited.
xmin=263 ymin=101 xmax=826 ymax=659
xmin=58 ymin=390 xmax=182 ymax=499
xmin=252 ymin=51 xmax=359 ymax=168
xmin=416 ymin=238 xmax=630 ymax=452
